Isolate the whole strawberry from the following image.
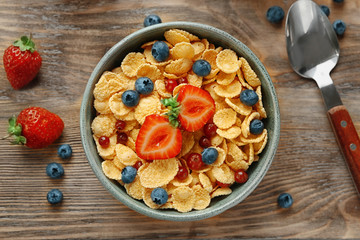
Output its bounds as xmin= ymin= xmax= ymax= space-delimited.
xmin=7 ymin=107 xmax=64 ymax=149
xmin=3 ymin=36 xmax=42 ymax=90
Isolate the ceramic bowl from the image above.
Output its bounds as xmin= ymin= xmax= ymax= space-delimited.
xmin=80 ymin=21 xmax=280 ymax=221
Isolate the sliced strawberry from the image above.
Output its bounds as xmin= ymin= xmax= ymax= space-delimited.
xmin=135 ymin=114 xmax=182 ymax=160
xmin=177 ymin=85 xmax=215 ymax=132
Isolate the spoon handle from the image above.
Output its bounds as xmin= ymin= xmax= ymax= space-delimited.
xmin=328 ymin=105 xmax=360 ymax=194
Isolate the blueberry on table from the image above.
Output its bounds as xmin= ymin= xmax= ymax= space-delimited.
xmin=58 ymin=144 xmax=72 ymax=159
xmin=249 ymin=119 xmax=264 ymax=135
xmin=47 ymin=189 xmax=63 ymax=204
xmin=201 ymin=147 xmax=218 ymax=165
xmin=240 ymin=89 xmax=259 ymax=106
xmin=192 ymin=59 xmax=211 ymax=77
xmin=277 ymin=193 xmax=293 ymax=208
xmin=266 ymin=6 xmax=285 ymax=23
xmin=121 ymin=166 xmax=137 ymax=184
xmin=151 ymin=41 xmax=169 ymax=62
xmin=333 ymin=0 xmax=344 ymax=3
xmin=151 ymin=188 xmax=168 ymax=205
xmin=135 ymin=77 xmax=154 ymax=95
xmin=333 ymin=20 xmax=346 ymax=36
xmin=143 ymin=14 xmax=162 ymax=27
xmin=46 ymin=162 xmax=64 ymax=179
xmin=121 ymin=90 xmax=140 ymax=107
xmin=320 ymin=5 xmax=330 ymax=17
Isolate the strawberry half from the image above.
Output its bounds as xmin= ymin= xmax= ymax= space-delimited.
xmin=177 ymin=85 xmax=215 ymax=132
xmin=135 ymin=114 xmax=182 ymax=160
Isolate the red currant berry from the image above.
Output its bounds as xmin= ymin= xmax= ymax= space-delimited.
xmin=235 ymin=169 xmax=248 ymax=184
xmin=203 ymin=123 xmax=217 ymax=138
xmin=165 ymin=79 xmax=178 ymax=92
xmin=99 ymin=136 xmax=110 ymax=148
xmin=186 ymin=153 xmax=204 ymax=170
xmin=216 ymin=181 xmax=230 ymax=188
xmin=133 ymin=161 xmax=143 ymax=170
xmin=115 ymin=120 xmax=126 ymax=131
xmin=177 ymin=77 xmax=188 ymax=84
xmin=176 ymin=166 xmax=189 ymax=180
xmin=199 ymin=136 xmax=211 ymax=148
xmin=117 ymin=132 xmax=128 ymax=144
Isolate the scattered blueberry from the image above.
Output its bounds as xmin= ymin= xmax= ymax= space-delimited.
xmin=192 ymin=59 xmax=211 ymax=77
xmin=277 ymin=193 xmax=293 ymax=208
xmin=266 ymin=6 xmax=285 ymax=23
xmin=320 ymin=5 xmax=330 ymax=17
xmin=47 ymin=189 xmax=63 ymax=204
xmin=151 ymin=188 xmax=168 ymax=205
xmin=121 ymin=166 xmax=137 ymax=184
xmin=143 ymin=14 xmax=162 ymax=27
xmin=151 ymin=41 xmax=169 ymax=62
xmin=333 ymin=19 xmax=346 ymax=36
xmin=333 ymin=0 xmax=344 ymax=3
xmin=135 ymin=77 xmax=154 ymax=95
xmin=122 ymin=90 xmax=140 ymax=107
xmin=46 ymin=162 xmax=64 ymax=179
xmin=201 ymin=147 xmax=218 ymax=165
xmin=58 ymin=144 xmax=72 ymax=159
xmin=250 ymin=119 xmax=264 ymax=135
xmin=240 ymin=89 xmax=259 ymax=106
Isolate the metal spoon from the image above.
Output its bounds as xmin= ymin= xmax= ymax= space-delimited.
xmin=286 ymin=0 xmax=360 ymax=194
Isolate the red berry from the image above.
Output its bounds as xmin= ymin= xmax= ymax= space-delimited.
xmin=165 ymin=79 xmax=178 ymax=92
xmin=117 ymin=132 xmax=128 ymax=144
xmin=216 ymin=181 xmax=230 ymax=188
xmin=133 ymin=161 xmax=143 ymax=170
xmin=115 ymin=120 xmax=126 ymax=131
xmin=176 ymin=166 xmax=188 ymax=180
xmin=203 ymin=123 xmax=217 ymax=138
xmin=177 ymin=77 xmax=188 ymax=84
xmin=186 ymin=153 xmax=203 ymax=170
xmin=99 ymin=136 xmax=110 ymax=148
xmin=235 ymin=169 xmax=248 ymax=184
xmin=199 ymin=136 xmax=211 ymax=148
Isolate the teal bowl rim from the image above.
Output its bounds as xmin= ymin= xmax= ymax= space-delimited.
xmin=80 ymin=21 xmax=280 ymax=221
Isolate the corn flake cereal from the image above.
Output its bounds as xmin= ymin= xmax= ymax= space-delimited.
xmin=216 ymin=49 xmax=240 ymax=73
xmin=213 ymin=108 xmax=237 ymax=129
xmin=121 ymin=52 xmax=146 ymax=77
xmin=214 ymin=80 xmax=242 ymax=98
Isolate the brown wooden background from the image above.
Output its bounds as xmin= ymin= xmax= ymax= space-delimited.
xmin=1 ymin=0 xmax=360 ymax=239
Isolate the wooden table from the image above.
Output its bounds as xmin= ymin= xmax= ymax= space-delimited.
xmin=1 ymin=0 xmax=359 ymax=239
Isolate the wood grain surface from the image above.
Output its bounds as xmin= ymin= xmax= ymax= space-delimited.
xmin=1 ymin=0 xmax=360 ymax=239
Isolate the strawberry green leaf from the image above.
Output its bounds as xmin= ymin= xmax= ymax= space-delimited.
xmin=7 ymin=116 xmax=22 ymax=136
xmin=13 ymin=35 xmax=36 ymax=53
xmin=161 ymin=94 xmax=181 ymax=128
xmin=12 ymin=135 xmax=27 ymax=145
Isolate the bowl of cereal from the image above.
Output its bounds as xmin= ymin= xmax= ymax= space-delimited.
xmin=80 ymin=21 xmax=280 ymax=221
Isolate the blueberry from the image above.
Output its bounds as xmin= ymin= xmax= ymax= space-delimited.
xmin=240 ymin=89 xmax=259 ymax=106
xmin=151 ymin=188 xmax=168 ymax=205
xmin=47 ymin=189 xmax=63 ymax=204
xmin=277 ymin=193 xmax=293 ymax=208
xmin=250 ymin=119 xmax=264 ymax=135
xmin=121 ymin=90 xmax=140 ymax=107
xmin=320 ymin=5 xmax=330 ymax=17
xmin=333 ymin=0 xmax=344 ymax=3
xmin=58 ymin=144 xmax=72 ymax=159
xmin=151 ymin=41 xmax=169 ymax=62
xmin=135 ymin=77 xmax=154 ymax=95
xmin=201 ymin=147 xmax=218 ymax=165
xmin=266 ymin=6 xmax=285 ymax=23
xmin=333 ymin=20 xmax=346 ymax=36
xmin=192 ymin=59 xmax=211 ymax=77
xmin=121 ymin=166 xmax=137 ymax=184
xmin=46 ymin=162 xmax=64 ymax=179
xmin=143 ymin=14 xmax=162 ymax=27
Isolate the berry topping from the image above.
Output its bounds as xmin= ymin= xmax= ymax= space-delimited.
xmin=133 ymin=161 xmax=143 ymax=170
xmin=177 ymin=77 xmax=188 ymax=84
xmin=165 ymin=79 xmax=178 ymax=93
xmin=333 ymin=0 xmax=344 ymax=2
xmin=57 ymin=144 xmax=72 ymax=159
xmin=143 ymin=14 xmax=162 ymax=27
xmin=277 ymin=193 xmax=293 ymax=208
xmin=234 ymin=169 xmax=248 ymax=184
xmin=117 ymin=132 xmax=128 ymax=144
xmin=115 ymin=120 xmax=126 ymax=131
xmin=151 ymin=188 xmax=168 ymax=205
xmin=187 ymin=153 xmax=204 ymax=170
xmin=266 ymin=6 xmax=285 ymax=23
xmin=192 ymin=59 xmax=211 ymax=77
xmin=249 ymin=119 xmax=264 ymax=135
xmin=46 ymin=162 xmax=64 ymax=179
xmin=333 ymin=19 xmax=346 ymax=36
xmin=320 ymin=5 xmax=330 ymax=17
xmin=47 ymin=189 xmax=63 ymax=205
xmin=217 ymin=181 xmax=230 ymax=188
xmin=151 ymin=41 xmax=169 ymax=62
xmin=176 ymin=166 xmax=189 ymax=181
xmin=121 ymin=166 xmax=137 ymax=184
xmin=240 ymin=89 xmax=259 ymax=106
xmin=122 ymin=90 xmax=140 ymax=107
xmin=201 ymin=147 xmax=218 ymax=165
xmin=99 ymin=136 xmax=110 ymax=148
xmin=135 ymin=77 xmax=154 ymax=95
xmin=199 ymin=136 xmax=211 ymax=148
xmin=203 ymin=123 xmax=217 ymax=138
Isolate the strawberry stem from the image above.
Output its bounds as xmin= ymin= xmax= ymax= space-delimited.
xmin=161 ymin=94 xmax=181 ymax=128
xmin=13 ymin=35 xmax=36 ymax=53
xmin=3 ymin=116 xmax=27 ymax=145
